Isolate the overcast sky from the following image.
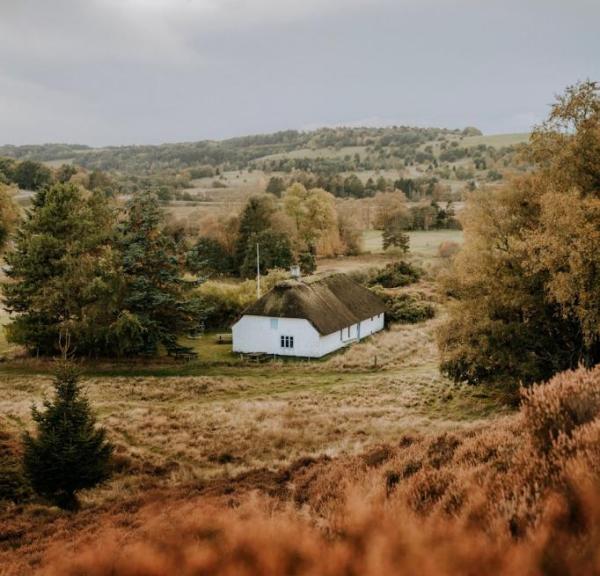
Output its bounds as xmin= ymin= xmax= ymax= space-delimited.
xmin=0 ymin=0 xmax=598 ymax=146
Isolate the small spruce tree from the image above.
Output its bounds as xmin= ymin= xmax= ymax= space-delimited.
xmin=23 ymin=362 xmax=113 ymax=510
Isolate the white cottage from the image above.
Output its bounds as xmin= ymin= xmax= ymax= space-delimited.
xmin=232 ymin=273 xmax=386 ymax=358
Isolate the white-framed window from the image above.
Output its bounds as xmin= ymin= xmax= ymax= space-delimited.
xmin=280 ymin=335 xmax=294 ymax=349
xmin=270 ymin=318 xmax=279 ymax=329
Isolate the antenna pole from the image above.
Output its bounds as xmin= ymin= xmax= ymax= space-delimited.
xmin=256 ymin=243 xmax=261 ymax=298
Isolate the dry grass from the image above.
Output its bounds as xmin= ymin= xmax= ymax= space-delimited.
xmin=3 ymin=365 xmax=600 ymax=575
xmin=0 ymin=317 xmax=508 ymax=510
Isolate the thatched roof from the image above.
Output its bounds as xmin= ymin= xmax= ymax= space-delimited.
xmin=243 ymin=273 xmax=386 ymax=336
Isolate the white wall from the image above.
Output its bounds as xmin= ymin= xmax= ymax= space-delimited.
xmin=317 ymin=313 xmax=385 ymax=357
xmin=358 ymin=313 xmax=385 ymax=340
xmin=232 ymin=313 xmax=385 ymax=359
xmin=232 ymin=315 xmax=321 ymax=357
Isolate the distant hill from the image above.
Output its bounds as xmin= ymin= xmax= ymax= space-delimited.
xmin=0 ymin=127 xmax=529 ymax=173
xmin=0 ymin=127 xmax=531 ymax=203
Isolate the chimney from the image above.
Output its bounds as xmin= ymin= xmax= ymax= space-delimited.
xmin=290 ymin=265 xmax=301 ymax=279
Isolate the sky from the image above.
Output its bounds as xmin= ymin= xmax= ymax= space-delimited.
xmin=0 ymin=0 xmax=598 ymax=146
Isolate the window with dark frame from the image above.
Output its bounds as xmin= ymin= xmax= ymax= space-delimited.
xmin=280 ymin=335 xmax=294 ymax=349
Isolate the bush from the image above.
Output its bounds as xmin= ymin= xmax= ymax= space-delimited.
xmin=198 ymin=269 xmax=289 ymax=330
xmin=189 ymin=166 xmax=215 ymax=179
xmin=370 ymin=287 xmax=435 ymax=324
xmin=369 ymin=261 xmax=422 ymax=288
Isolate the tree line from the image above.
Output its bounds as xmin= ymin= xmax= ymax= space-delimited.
xmin=187 ymin=183 xmax=362 ymax=279
xmin=2 ymin=185 xmax=203 ymax=357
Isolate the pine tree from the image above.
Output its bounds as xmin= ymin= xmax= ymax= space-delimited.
xmin=234 ymin=196 xmax=275 ymax=271
xmin=382 ymin=217 xmax=409 ymax=252
xmin=23 ymin=362 xmax=113 ymax=510
xmin=118 ymin=192 xmax=203 ymax=355
xmin=2 ymin=183 xmax=119 ymax=355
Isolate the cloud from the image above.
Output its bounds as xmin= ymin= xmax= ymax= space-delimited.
xmin=0 ymin=0 xmax=598 ymax=145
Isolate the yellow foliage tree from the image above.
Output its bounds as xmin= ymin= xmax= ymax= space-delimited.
xmin=283 ymin=183 xmax=339 ymax=256
xmin=439 ymin=81 xmax=600 ymax=387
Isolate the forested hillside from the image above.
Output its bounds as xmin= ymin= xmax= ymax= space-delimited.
xmin=0 ymin=126 xmax=529 ymax=201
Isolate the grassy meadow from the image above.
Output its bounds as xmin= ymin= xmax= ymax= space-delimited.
xmin=0 ymin=316 xmax=510 ymax=502
xmin=362 ymin=229 xmax=463 ymax=256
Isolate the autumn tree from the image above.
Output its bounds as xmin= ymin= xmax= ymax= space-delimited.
xmin=56 ymin=164 xmax=78 ymax=184
xmin=372 ymin=191 xmax=410 ymax=230
xmin=266 ymin=176 xmax=286 ymax=197
xmin=283 ymin=183 xmax=339 ymax=256
xmin=439 ymin=81 xmax=600 ymax=387
xmin=0 ymin=184 xmax=18 ymax=252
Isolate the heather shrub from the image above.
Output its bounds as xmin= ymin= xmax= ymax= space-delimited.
xmin=36 ymin=478 xmax=600 ymax=576
xmin=521 ymin=365 xmax=600 ymax=455
xmin=0 ymin=428 xmax=31 ymax=503
xmin=8 ymin=368 xmax=600 ymax=574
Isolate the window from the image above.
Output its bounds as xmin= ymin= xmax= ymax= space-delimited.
xmin=270 ymin=318 xmax=279 ymax=329
xmin=347 ymin=326 xmax=351 ymax=338
xmin=280 ymin=335 xmax=294 ymax=349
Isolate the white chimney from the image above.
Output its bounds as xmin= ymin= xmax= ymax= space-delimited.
xmin=290 ymin=265 xmax=301 ymax=279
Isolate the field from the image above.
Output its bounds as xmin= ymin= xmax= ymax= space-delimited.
xmin=0 ymin=306 xmax=515 ymax=574
xmin=461 ymin=132 xmax=530 ymax=148
xmin=363 ymin=229 xmax=463 ymax=256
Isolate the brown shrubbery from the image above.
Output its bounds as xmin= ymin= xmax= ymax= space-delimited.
xmin=4 ymin=365 xmax=596 ymax=575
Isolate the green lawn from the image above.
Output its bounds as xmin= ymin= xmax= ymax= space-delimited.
xmin=363 ymin=229 xmax=464 ymax=262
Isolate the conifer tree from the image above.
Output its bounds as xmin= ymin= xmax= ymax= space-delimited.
xmin=2 ymin=183 xmax=119 ymax=355
xmin=23 ymin=362 xmax=113 ymax=510
xmin=382 ymin=217 xmax=409 ymax=252
xmin=118 ymin=192 xmax=203 ymax=355
xmin=234 ymin=196 xmax=275 ymax=270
